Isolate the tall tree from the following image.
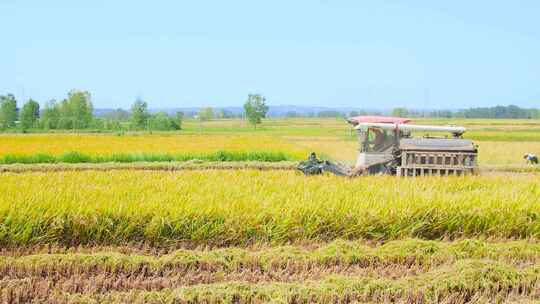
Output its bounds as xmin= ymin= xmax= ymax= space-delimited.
xmin=68 ymin=90 xmax=93 ymax=129
xmin=130 ymin=98 xmax=149 ymax=129
xmin=0 ymin=94 xmax=18 ymax=129
xmin=20 ymin=99 xmax=40 ymax=130
xmin=40 ymin=100 xmax=60 ymax=129
xmin=243 ymin=94 xmax=268 ymax=129
xmin=57 ymin=99 xmax=72 ymax=129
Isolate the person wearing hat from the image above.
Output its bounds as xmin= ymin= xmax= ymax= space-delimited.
xmin=524 ymin=153 xmax=539 ymax=164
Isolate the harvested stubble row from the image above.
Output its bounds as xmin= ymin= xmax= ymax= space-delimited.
xmin=62 ymin=261 xmax=540 ymax=304
xmin=0 ymin=171 xmax=539 ymax=246
xmin=2 ymin=239 xmax=539 ymax=276
xmin=2 ymin=262 xmax=539 ymax=303
xmin=1 ymin=239 xmax=540 ymax=303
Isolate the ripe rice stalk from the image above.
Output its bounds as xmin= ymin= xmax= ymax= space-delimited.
xmin=0 ymin=134 xmax=307 ymax=160
xmin=0 ymin=171 xmax=539 ymax=246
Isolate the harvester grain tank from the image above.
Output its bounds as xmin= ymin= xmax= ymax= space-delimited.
xmin=298 ymin=116 xmax=478 ymax=176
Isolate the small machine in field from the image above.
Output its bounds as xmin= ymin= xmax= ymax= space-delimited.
xmin=298 ymin=116 xmax=478 ymax=176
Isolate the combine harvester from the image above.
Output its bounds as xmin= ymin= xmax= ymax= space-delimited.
xmin=298 ymin=116 xmax=478 ymax=177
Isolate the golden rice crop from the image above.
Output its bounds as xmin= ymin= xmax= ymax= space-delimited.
xmin=0 ymin=134 xmax=308 ymax=158
xmin=477 ymin=141 xmax=540 ymax=164
xmin=2 ymin=133 xmax=536 ymax=165
xmin=1 ymin=168 xmax=539 ymax=303
xmin=0 ymin=170 xmax=539 ymax=246
xmin=1 ymin=119 xmax=538 ymax=165
xmin=286 ymin=136 xmax=358 ymax=165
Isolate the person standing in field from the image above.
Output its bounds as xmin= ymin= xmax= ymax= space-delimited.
xmin=524 ymin=153 xmax=539 ymax=164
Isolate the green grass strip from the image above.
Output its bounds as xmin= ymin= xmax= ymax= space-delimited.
xmin=0 ymin=151 xmax=296 ymax=164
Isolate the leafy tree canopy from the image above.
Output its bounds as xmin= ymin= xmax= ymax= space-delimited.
xmin=20 ymin=99 xmax=40 ymax=130
xmin=0 ymin=94 xmax=18 ymax=129
xmin=243 ymin=94 xmax=269 ymax=128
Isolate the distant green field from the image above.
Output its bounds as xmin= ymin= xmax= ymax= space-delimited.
xmin=8 ymin=117 xmax=540 ymax=141
xmin=179 ymin=117 xmax=540 ymax=142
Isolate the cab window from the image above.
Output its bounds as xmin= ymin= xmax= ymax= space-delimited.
xmin=365 ymin=128 xmax=396 ymax=152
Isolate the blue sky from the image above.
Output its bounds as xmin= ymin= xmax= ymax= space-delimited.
xmin=2 ymin=1 xmax=540 ymax=109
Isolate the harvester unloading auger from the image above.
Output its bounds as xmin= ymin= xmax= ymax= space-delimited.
xmin=298 ymin=116 xmax=478 ymax=177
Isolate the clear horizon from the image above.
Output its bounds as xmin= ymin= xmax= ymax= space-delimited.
xmin=3 ymin=1 xmax=540 ymax=109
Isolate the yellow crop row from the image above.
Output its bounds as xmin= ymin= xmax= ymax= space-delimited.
xmin=0 ymin=170 xmax=538 ymax=246
xmin=0 ymin=133 xmax=538 ymax=165
xmin=0 ymin=134 xmax=308 ymax=158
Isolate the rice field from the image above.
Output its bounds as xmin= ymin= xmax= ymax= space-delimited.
xmin=2 ymin=170 xmax=539 ymax=247
xmin=0 ymin=133 xmax=307 ymax=156
xmin=0 ymin=170 xmax=539 ymax=302
xmin=0 ymin=134 xmax=307 ymax=164
xmin=183 ymin=117 xmax=540 ymax=140
xmin=1 ymin=118 xmax=539 ymax=303
xmin=1 ymin=118 xmax=538 ymax=166
xmin=0 ymin=130 xmax=540 ymax=166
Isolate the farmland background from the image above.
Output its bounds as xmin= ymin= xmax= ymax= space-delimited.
xmin=0 ymin=117 xmax=539 ymax=303
xmin=1 ymin=117 xmax=539 ymax=166
xmin=4 ymin=0 xmax=540 ymax=300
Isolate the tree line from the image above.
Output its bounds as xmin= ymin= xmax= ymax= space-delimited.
xmin=389 ymin=105 xmax=540 ymax=119
xmin=0 ymin=91 xmax=269 ymax=132
xmin=1 ymin=90 xmax=538 ymax=133
xmin=289 ymin=105 xmax=540 ymax=119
